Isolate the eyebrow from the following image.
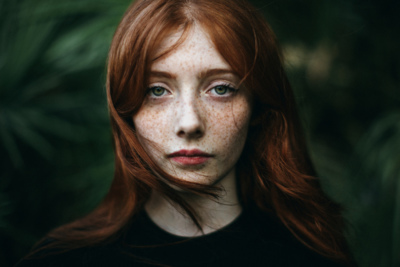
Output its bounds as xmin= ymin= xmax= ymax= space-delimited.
xmin=198 ymin=68 xmax=237 ymax=79
xmin=149 ymin=68 xmax=237 ymax=80
xmin=149 ymin=71 xmax=177 ymax=79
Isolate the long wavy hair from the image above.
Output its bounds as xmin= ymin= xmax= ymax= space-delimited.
xmin=33 ymin=0 xmax=352 ymax=264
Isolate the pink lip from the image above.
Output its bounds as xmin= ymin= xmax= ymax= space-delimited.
xmin=168 ymin=149 xmax=212 ymax=165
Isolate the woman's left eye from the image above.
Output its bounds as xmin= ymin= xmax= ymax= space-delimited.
xmin=209 ymin=85 xmax=236 ymax=96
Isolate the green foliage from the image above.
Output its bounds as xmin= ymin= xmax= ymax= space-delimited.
xmin=344 ymin=113 xmax=400 ymax=267
xmin=0 ymin=0 xmax=131 ymax=265
xmin=258 ymin=1 xmax=400 ymax=266
xmin=1 ymin=0 xmax=399 ymax=266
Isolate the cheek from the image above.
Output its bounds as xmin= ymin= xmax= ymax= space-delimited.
xmin=207 ymin=100 xmax=252 ymax=152
xmin=133 ymin=109 xmax=168 ymax=146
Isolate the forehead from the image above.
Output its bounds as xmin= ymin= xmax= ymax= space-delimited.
xmin=151 ymin=26 xmax=231 ymax=72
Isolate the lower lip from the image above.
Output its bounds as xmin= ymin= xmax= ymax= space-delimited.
xmin=170 ymin=156 xmax=210 ymax=165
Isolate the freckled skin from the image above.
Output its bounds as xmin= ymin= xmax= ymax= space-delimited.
xmin=133 ymin=26 xmax=252 ymax=185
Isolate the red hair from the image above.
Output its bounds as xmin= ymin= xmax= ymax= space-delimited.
xmin=34 ymin=0 xmax=352 ymax=264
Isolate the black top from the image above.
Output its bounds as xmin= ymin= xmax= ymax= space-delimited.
xmin=17 ymin=208 xmax=345 ymax=267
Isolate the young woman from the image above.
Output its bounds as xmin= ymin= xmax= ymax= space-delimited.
xmin=18 ymin=0 xmax=356 ymax=266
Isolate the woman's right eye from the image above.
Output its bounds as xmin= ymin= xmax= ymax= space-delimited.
xmin=148 ymin=86 xmax=167 ymax=97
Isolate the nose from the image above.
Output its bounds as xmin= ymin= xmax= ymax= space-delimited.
xmin=174 ymin=97 xmax=205 ymax=139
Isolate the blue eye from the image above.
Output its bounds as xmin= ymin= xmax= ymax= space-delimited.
xmin=149 ymin=86 xmax=166 ymax=96
xmin=211 ymin=85 xmax=236 ymax=95
xmin=214 ymin=85 xmax=228 ymax=95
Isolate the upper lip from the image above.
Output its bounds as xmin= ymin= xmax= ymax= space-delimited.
xmin=168 ymin=149 xmax=212 ymax=157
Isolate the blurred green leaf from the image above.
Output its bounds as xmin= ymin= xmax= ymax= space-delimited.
xmin=0 ymin=0 xmax=131 ymax=265
xmin=343 ymin=112 xmax=400 ymax=267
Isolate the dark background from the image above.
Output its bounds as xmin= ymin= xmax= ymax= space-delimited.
xmin=1 ymin=0 xmax=399 ymax=266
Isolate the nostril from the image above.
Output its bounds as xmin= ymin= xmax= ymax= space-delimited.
xmin=193 ymin=129 xmax=203 ymax=137
xmin=177 ymin=130 xmax=185 ymax=137
xmin=177 ymin=128 xmax=204 ymax=138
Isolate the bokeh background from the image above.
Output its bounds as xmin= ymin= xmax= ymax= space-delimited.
xmin=1 ymin=0 xmax=399 ymax=266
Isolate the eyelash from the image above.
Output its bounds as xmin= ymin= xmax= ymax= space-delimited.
xmin=146 ymin=83 xmax=238 ymax=98
xmin=208 ymin=83 xmax=237 ymax=96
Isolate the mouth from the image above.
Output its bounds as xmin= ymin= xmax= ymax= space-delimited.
xmin=168 ymin=149 xmax=213 ymax=165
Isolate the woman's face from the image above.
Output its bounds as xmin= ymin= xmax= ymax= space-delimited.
xmin=133 ymin=26 xmax=252 ymax=185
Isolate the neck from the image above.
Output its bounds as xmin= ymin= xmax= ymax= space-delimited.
xmin=144 ymin=169 xmax=242 ymax=237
